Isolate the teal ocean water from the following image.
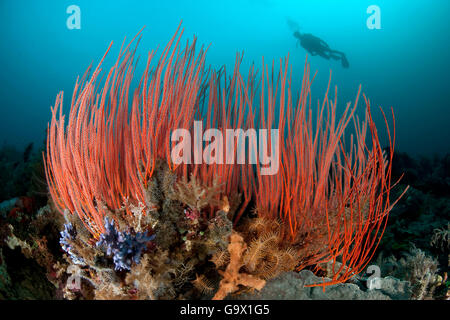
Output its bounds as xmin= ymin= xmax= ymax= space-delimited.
xmin=0 ymin=0 xmax=449 ymax=156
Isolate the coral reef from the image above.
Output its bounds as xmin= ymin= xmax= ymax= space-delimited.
xmin=0 ymin=143 xmax=48 ymax=205
xmin=3 ymin=25 xmax=449 ymax=301
xmin=41 ymin=23 xmax=406 ymax=300
xmin=374 ymin=151 xmax=449 ymax=299
xmin=0 ymin=153 xmax=447 ymax=300
xmin=41 ymin=160 xmax=241 ymax=300
xmin=0 ymin=202 xmax=66 ymax=299
xmin=390 ymin=151 xmax=450 ymax=197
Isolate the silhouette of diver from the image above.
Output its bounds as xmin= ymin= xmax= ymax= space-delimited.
xmin=293 ymin=31 xmax=349 ymax=68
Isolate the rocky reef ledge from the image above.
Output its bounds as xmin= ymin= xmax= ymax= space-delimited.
xmin=236 ymin=270 xmax=412 ymax=300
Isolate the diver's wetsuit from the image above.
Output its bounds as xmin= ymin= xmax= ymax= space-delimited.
xmin=294 ymin=31 xmax=349 ymax=68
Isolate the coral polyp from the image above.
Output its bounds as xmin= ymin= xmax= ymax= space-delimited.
xmin=43 ymin=24 xmax=406 ymax=299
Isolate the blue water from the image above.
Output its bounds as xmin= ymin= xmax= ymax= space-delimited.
xmin=0 ymin=0 xmax=449 ymax=156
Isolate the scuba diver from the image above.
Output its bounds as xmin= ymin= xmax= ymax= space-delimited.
xmin=293 ymin=30 xmax=349 ymax=69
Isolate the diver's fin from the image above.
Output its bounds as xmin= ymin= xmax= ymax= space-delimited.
xmin=341 ymin=54 xmax=349 ymax=68
xmin=330 ymin=52 xmax=341 ymax=60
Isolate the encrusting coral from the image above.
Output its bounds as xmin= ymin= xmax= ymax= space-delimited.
xmin=42 ymin=23 xmax=407 ymax=299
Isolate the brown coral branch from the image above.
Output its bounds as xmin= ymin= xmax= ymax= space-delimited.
xmin=212 ymin=232 xmax=265 ymax=300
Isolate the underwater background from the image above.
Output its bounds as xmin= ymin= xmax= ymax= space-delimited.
xmin=0 ymin=0 xmax=449 ymax=301
xmin=0 ymin=0 xmax=449 ymax=156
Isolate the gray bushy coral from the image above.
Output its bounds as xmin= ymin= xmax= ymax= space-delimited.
xmin=376 ymin=244 xmax=444 ymax=299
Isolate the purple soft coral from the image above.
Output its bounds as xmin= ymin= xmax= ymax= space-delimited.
xmin=96 ymin=217 xmax=155 ymax=271
xmin=60 ymin=222 xmax=85 ymax=265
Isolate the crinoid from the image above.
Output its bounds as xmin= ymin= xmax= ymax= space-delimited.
xmin=210 ymin=248 xmax=230 ymax=269
xmin=191 ymin=274 xmax=215 ymax=295
xmin=430 ymin=224 xmax=450 ymax=252
xmin=240 ymin=218 xmax=298 ymax=280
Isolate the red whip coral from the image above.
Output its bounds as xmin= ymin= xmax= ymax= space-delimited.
xmin=44 ymin=25 xmax=210 ymax=237
xmin=248 ymin=58 xmax=408 ymax=287
xmin=45 ymin=25 xmax=253 ymax=237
